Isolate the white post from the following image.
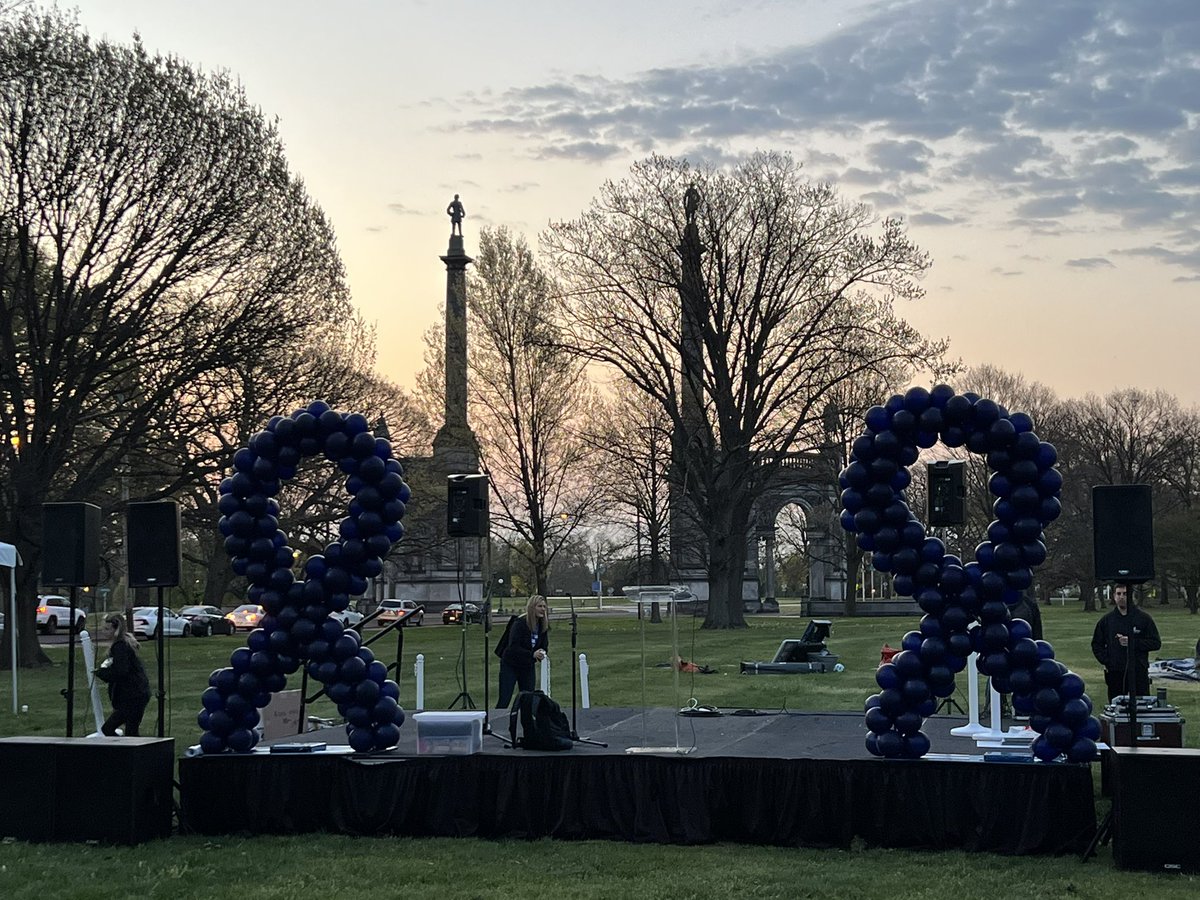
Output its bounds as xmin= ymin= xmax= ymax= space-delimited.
xmin=414 ymin=653 xmax=425 ymax=711
xmin=579 ymin=653 xmax=591 ymax=708
xmin=80 ymin=631 xmax=105 ymax=735
xmin=8 ymin=563 xmax=17 ymax=715
xmin=950 ymin=653 xmax=987 ymax=736
xmin=988 ymin=679 xmax=1003 ymax=735
xmin=540 ymin=655 xmax=550 ymax=695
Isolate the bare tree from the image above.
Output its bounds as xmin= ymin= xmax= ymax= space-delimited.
xmin=545 ymin=152 xmax=944 ymax=627
xmin=0 ymin=11 xmax=349 ymax=665
xmin=582 ymin=379 xmax=673 ymax=584
xmin=1046 ymin=389 xmax=1190 ymax=611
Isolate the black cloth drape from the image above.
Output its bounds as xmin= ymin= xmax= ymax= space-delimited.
xmin=180 ymin=752 xmax=1095 ymax=855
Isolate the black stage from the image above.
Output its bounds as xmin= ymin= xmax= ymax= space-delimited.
xmin=178 ymin=708 xmax=1096 ymax=854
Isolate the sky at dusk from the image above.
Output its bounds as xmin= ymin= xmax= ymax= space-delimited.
xmin=64 ymin=0 xmax=1200 ymax=405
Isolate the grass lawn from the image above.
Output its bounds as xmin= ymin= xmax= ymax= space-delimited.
xmin=1 ymin=601 xmax=1198 ymax=896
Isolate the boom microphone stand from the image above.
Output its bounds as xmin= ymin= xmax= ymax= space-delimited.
xmin=568 ymin=594 xmax=607 ymax=748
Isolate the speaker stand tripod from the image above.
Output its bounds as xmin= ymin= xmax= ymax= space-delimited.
xmin=448 ymin=538 xmax=476 ymax=710
xmin=155 ymin=585 xmax=168 ymax=737
xmin=63 ymin=586 xmax=80 ymax=736
xmin=935 ymin=693 xmax=965 ymax=716
xmin=448 ymin=616 xmax=476 ymax=710
xmin=1080 ymin=809 xmax=1113 ymax=863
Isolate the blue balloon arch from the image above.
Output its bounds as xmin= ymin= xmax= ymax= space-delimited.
xmin=838 ymin=386 xmax=1100 ymax=762
xmin=197 ymin=401 xmax=410 ymax=754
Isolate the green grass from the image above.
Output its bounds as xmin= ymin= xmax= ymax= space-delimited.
xmin=0 ymin=834 xmax=1197 ymax=899
xmin=1 ymin=602 xmax=1198 ymax=893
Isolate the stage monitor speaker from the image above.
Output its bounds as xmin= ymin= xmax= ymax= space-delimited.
xmin=127 ymin=500 xmax=182 ymax=588
xmin=926 ymin=460 xmax=965 ymax=525
xmin=447 ymin=473 xmax=489 ymax=538
xmin=1093 ymin=484 xmax=1154 ymax=582
xmin=41 ymin=502 xmax=101 ymax=587
xmin=1111 ymin=746 xmax=1200 ymax=872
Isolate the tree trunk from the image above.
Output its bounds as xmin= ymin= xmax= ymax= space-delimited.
xmin=702 ymin=501 xmax=751 ymax=629
xmin=1159 ymin=572 xmax=1170 ymax=605
xmin=842 ymin=530 xmax=858 ymax=617
xmin=1186 ymin=583 xmax=1199 ymax=614
xmin=1081 ymin=577 xmax=1098 ymax=613
xmin=2 ymin=553 xmax=53 ymax=669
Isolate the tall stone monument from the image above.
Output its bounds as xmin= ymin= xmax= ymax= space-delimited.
xmin=374 ymin=198 xmax=484 ymax=606
xmin=433 ymin=206 xmax=480 ymax=472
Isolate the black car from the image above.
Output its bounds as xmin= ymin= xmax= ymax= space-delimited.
xmin=442 ymin=603 xmax=482 ymax=625
xmin=178 ymin=605 xmax=237 ymax=637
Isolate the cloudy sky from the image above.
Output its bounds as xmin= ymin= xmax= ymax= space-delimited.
xmin=65 ymin=0 xmax=1200 ymax=404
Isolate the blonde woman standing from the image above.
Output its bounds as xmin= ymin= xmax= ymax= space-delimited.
xmin=496 ymin=595 xmax=549 ymax=708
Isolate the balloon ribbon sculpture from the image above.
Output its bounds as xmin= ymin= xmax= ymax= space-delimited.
xmin=198 ymin=401 xmax=410 ymax=754
xmin=839 ymin=386 xmax=1100 ymax=762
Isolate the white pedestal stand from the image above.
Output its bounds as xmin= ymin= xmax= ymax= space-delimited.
xmin=949 ymin=653 xmax=988 ymax=737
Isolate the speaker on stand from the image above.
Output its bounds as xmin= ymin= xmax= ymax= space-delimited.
xmin=127 ymin=500 xmax=181 ymax=738
xmin=1085 ymin=484 xmax=1155 ymax=864
xmin=41 ymin=502 xmax=101 ymax=736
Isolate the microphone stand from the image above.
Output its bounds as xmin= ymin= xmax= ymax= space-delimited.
xmin=1124 ymin=626 xmax=1139 ymax=748
xmin=568 ymin=593 xmax=606 ymax=748
xmin=482 ymin=597 xmax=494 ymax=734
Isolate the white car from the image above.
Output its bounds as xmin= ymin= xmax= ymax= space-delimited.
xmin=376 ymin=599 xmax=423 ymax=627
xmin=330 ymin=609 xmax=364 ymax=629
xmin=132 ymin=606 xmax=192 ymax=639
xmin=37 ymin=595 xmax=88 ymax=634
xmin=225 ymin=604 xmax=266 ymax=631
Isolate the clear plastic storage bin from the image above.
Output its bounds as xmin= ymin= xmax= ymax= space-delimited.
xmin=412 ymin=711 xmax=486 ymax=755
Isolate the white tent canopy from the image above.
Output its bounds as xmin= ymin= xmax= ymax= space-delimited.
xmin=2 ymin=540 xmax=20 ymax=713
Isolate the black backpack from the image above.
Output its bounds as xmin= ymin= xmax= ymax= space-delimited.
xmin=509 ymin=690 xmax=572 ymax=751
xmin=494 ymin=615 xmax=519 ymax=658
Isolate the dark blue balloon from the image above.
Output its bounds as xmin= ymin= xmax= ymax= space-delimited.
xmin=865 ymin=707 xmax=893 ymax=734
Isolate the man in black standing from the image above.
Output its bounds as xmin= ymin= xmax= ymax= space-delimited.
xmin=1091 ymin=584 xmax=1162 ymax=701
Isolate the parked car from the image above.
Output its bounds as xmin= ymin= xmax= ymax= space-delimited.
xmin=37 ymin=595 xmax=88 ymax=634
xmin=178 ymin=605 xmax=237 ymax=637
xmin=132 ymin=606 xmax=192 ymax=639
xmin=330 ymin=609 xmax=364 ymax=629
xmin=442 ymin=602 xmax=482 ymax=625
xmin=225 ymin=604 xmax=265 ymax=631
xmin=377 ymin=599 xmax=423 ymax=627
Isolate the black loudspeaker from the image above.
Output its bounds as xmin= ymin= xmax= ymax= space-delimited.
xmin=1111 ymin=746 xmax=1200 ymax=871
xmin=447 ymin=473 xmax=489 ymax=537
xmin=926 ymin=460 xmax=965 ymax=525
xmin=1093 ymin=485 xmax=1154 ymax=582
xmin=127 ymin=500 xmax=182 ymax=587
xmin=41 ymin=502 xmax=101 ymax=587
xmin=0 ymin=736 xmax=174 ymax=843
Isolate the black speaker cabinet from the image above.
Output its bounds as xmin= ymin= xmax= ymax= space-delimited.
xmin=1111 ymin=747 xmax=1200 ymax=871
xmin=447 ymin=473 xmax=489 ymax=538
xmin=127 ymin=500 xmax=182 ymax=587
xmin=0 ymin=736 xmax=174 ymax=843
xmin=927 ymin=460 xmax=965 ymax=525
xmin=41 ymin=502 xmax=101 ymax=587
xmin=1093 ymin=484 xmax=1154 ymax=582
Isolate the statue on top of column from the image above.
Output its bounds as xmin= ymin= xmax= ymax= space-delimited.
xmin=447 ymin=194 xmax=465 ymax=236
